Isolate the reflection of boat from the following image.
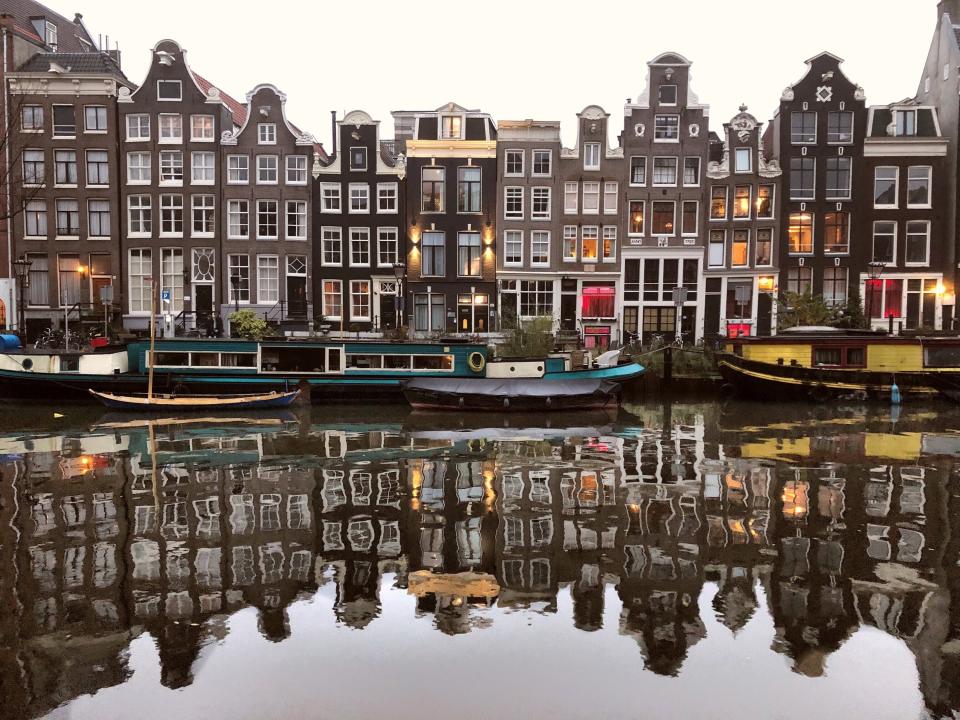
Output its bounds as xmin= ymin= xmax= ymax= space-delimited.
xmin=402 ymin=377 xmax=621 ymax=411
xmin=716 ymin=328 xmax=960 ymax=402
xmin=90 ymin=389 xmax=301 ymax=411
xmin=92 ymin=411 xmax=298 ymax=430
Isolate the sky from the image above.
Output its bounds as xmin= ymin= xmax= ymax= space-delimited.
xmin=51 ymin=0 xmax=937 ymax=148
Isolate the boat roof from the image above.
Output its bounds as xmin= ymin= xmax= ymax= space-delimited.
xmin=727 ymin=332 xmax=960 ymax=344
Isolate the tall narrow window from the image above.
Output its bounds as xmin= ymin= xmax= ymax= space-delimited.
xmin=532 ymin=187 xmax=551 ymax=219
xmin=710 ymin=187 xmax=727 ymax=219
xmin=563 ymin=226 xmax=577 ymax=261
xmin=349 ymin=228 xmax=370 ymax=266
xmin=421 ymin=231 xmax=445 ymax=276
xmin=58 ymin=254 xmax=81 ymax=307
xmin=583 ymin=143 xmax=600 ymax=169
xmin=905 ymin=220 xmax=929 ymax=265
xmin=755 ymin=229 xmax=772 ymax=266
xmin=530 ymin=231 xmax=550 ymax=266
xmin=756 ymin=184 xmax=774 ymax=218
xmin=458 ymin=167 xmax=481 ymax=212
xmin=825 ymin=157 xmax=852 ymax=200
xmin=790 ymin=111 xmax=817 ymax=143
xmin=458 ymin=232 xmax=481 ymax=276
xmin=630 ymin=157 xmax=646 ymax=185
xmin=734 ymin=148 xmax=751 ymax=173
xmin=582 ymin=182 xmax=600 ymax=213
xmin=874 ymin=167 xmax=899 ymax=207
xmin=824 ymin=212 xmax=849 ymax=254
xmin=708 ymin=231 xmax=725 ymax=267
xmin=504 ymin=230 xmax=523 ymax=266
xmin=629 ymin=201 xmax=645 ymax=235
xmin=788 ymin=212 xmax=813 ymax=254
xmin=160 ymin=248 xmax=184 ymax=312
xmin=731 ymin=230 xmax=749 ymax=267
xmin=228 ymin=255 xmax=250 ymax=304
xmin=257 ymin=255 xmax=279 ymax=304
xmin=88 ymin=200 xmax=111 ymax=237
xmin=790 ymin=157 xmax=815 ymax=200
xmin=827 ymin=111 xmax=853 ymax=143
xmin=733 ymin=186 xmax=751 ymax=219
xmin=504 ymin=187 xmax=523 ymax=219
xmin=564 ymin=182 xmax=578 ymax=213
xmin=907 ymin=166 xmax=931 ymax=207
xmin=421 ymin=167 xmax=444 ymax=212
xmin=581 ymin=226 xmax=599 ymax=261
xmin=872 ymin=221 xmax=896 ymax=264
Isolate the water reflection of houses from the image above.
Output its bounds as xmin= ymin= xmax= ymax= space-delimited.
xmin=0 ymin=408 xmax=957 ymax=718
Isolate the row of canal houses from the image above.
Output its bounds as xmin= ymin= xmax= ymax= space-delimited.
xmin=2 ymin=0 xmax=960 ymax=344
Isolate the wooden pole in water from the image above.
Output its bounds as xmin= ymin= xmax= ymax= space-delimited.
xmin=147 ymin=278 xmax=156 ymax=401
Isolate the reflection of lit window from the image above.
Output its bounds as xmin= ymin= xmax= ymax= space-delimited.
xmin=781 ymin=480 xmax=809 ymax=520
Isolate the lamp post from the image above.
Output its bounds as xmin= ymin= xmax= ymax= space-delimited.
xmin=867 ymin=261 xmax=886 ymax=329
xmin=12 ymin=255 xmax=31 ymax=339
xmin=392 ymin=261 xmax=406 ymax=330
xmin=231 ymin=273 xmax=241 ymax=314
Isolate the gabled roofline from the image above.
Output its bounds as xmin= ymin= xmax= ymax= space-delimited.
xmin=222 ymin=82 xmax=314 ymax=146
xmin=648 ymin=51 xmax=692 ymax=66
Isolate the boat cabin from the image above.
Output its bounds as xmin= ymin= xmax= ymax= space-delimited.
xmin=0 ymin=347 xmax=129 ymax=376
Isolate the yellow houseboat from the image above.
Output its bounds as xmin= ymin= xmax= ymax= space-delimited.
xmin=715 ymin=327 xmax=960 ymax=402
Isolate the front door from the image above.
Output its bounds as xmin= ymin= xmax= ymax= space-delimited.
xmin=560 ymin=294 xmax=577 ymax=331
xmin=380 ymin=292 xmax=397 ymax=330
xmin=287 ymin=276 xmax=307 ymax=319
xmin=195 ymin=284 xmax=214 ymax=336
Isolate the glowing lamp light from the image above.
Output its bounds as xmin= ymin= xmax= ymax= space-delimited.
xmin=410 ymin=226 xmax=421 ymax=244
xmin=758 ymin=276 xmax=775 ymax=292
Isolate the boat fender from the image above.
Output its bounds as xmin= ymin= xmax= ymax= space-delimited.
xmin=891 ymin=378 xmax=901 ymax=405
xmin=503 ymin=397 xmax=509 ymax=409
xmin=468 ymin=352 xmax=486 ymax=373
xmin=458 ymin=396 xmax=464 ymax=408
xmin=546 ymin=396 xmax=552 ymax=407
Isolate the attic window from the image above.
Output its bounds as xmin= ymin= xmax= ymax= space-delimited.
xmin=157 ymin=80 xmax=182 ymax=101
xmin=895 ymin=109 xmax=917 ymax=137
xmin=45 ymin=21 xmax=57 ymax=47
xmin=658 ymin=84 xmax=678 ymax=106
xmin=258 ymin=123 xmax=276 ymax=144
xmin=441 ymin=115 xmax=462 ymax=140
xmin=350 ymin=147 xmax=367 ymax=171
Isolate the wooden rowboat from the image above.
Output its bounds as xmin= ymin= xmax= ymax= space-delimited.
xmin=89 ymin=389 xmax=300 ymax=411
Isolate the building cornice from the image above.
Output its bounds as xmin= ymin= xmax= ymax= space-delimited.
xmin=863 ymin=138 xmax=948 ymax=157
xmin=405 ymin=140 xmax=496 ymax=158
xmin=8 ymin=75 xmax=119 ymax=96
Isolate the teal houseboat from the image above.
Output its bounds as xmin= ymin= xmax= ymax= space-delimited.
xmin=0 ymin=337 xmax=643 ymax=404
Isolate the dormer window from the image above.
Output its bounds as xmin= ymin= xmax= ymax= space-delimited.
xmin=45 ymin=21 xmax=57 ymax=47
xmin=441 ymin=115 xmax=462 ymax=140
xmin=157 ymin=80 xmax=182 ymax=101
xmin=258 ymin=123 xmax=276 ymax=144
xmin=350 ymin=147 xmax=367 ymax=171
xmin=895 ymin=109 xmax=917 ymax=137
xmin=658 ymin=84 xmax=678 ymax=105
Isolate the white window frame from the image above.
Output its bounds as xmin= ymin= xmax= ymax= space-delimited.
xmin=652 ymin=156 xmax=678 ymax=187
xmin=258 ymin=123 xmax=277 ymax=145
xmin=349 ymin=227 xmax=371 ymax=267
xmin=602 ymin=226 xmax=617 ymax=263
xmin=158 ymin=149 xmax=183 ymax=185
xmin=531 ymin=187 xmax=551 ymax=220
xmin=708 ymin=230 xmax=726 ymax=268
xmin=562 ymin=226 xmax=577 ymax=262
xmin=286 ymin=200 xmax=307 ymax=240
xmin=377 ymin=227 xmax=398 ymax=267
xmin=603 ymin=182 xmax=617 ymax=214
xmin=285 ymin=155 xmax=308 ymax=185
xmin=126 ymin=114 xmax=150 ymax=141
xmin=564 ymin=182 xmax=578 ymax=213
xmin=157 ymin=113 xmax=183 ymax=144
xmin=874 ymin=166 xmax=899 ymax=209
xmin=227 ymin=155 xmax=249 ymax=184
xmin=320 ymin=183 xmax=342 ymax=213
xmin=531 ymin=149 xmax=552 ymax=177
xmin=156 ymin=79 xmax=182 ymax=102
xmin=581 ymin=226 xmax=599 ymax=262
xmin=504 ymin=186 xmax=524 ymax=220
xmin=504 ymin=229 xmax=523 ymax=266
xmin=322 ymin=279 xmax=343 ymax=319
xmin=582 ymin=181 xmax=600 ymax=214
xmin=734 ymin=147 xmax=752 ymax=174
xmin=227 ymin=199 xmax=249 ymax=239
xmin=190 ymin=151 xmax=215 ymax=185
xmin=126 ymin=151 xmax=151 ymax=185
xmin=159 ymin=194 xmax=184 ymax=237
xmin=83 ymin=105 xmax=107 ymax=133
xmin=85 ymin=149 xmax=109 ymax=187
xmin=349 ymin=279 xmax=371 ymax=320
xmin=681 ymin=200 xmax=699 ymax=236
xmin=256 ymin=155 xmax=278 ymax=185
xmin=530 ymin=230 xmax=550 ymax=268
xmin=872 ymin=220 xmax=897 ymax=266
xmin=228 ymin=254 xmax=250 ymax=305
xmin=321 ymin=227 xmax=343 ymax=267
xmin=256 ymin=199 xmax=279 ymax=240
xmin=906 ymin=166 xmax=932 ymax=209
xmin=127 ymin=195 xmax=152 ymax=237
xmin=191 ymin=194 xmax=215 ymax=238
xmin=653 ymin=114 xmax=680 ymax=142
xmin=905 ymin=220 xmax=931 ymax=267
xmin=504 ymin=149 xmax=524 ymax=177
xmin=190 ymin=114 xmax=215 ymax=141
xmin=257 ymin=255 xmax=280 ymax=304
xmin=377 ymin=182 xmax=398 ymax=213
xmin=583 ymin=143 xmax=601 ymax=170
xmin=349 ymin=183 xmax=370 ymax=214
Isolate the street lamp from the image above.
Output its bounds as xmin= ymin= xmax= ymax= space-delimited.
xmin=867 ymin=261 xmax=886 ymax=328
xmin=12 ymin=255 xmax=31 ymax=339
xmin=231 ymin=273 xmax=242 ymax=314
xmin=392 ymin=262 xmax=406 ymax=330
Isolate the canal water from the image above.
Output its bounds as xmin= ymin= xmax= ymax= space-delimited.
xmin=0 ymin=400 xmax=958 ymax=720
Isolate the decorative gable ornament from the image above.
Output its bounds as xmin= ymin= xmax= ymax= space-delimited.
xmin=395 ymin=154 xmax=407 ymax=181
xmin=689 ymin=123 xmax=700 ymax=137
xmin=781 ymin=86 xmax=795 ymax=102
xmin=634 ymin=123 xmax=645 ymax=137
xmin=815 ymin=85 xmax=833 ymax=103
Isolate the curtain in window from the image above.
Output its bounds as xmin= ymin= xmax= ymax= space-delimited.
xmin=28 ymin=255 xmax=49 ymax=306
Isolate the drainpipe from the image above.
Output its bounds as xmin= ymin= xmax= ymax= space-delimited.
xmin=3 ymin=26 xmax=11 ymax=283
xmin=329 ymin=110 xmax=337 ymax=162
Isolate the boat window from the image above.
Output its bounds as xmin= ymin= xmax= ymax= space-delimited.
xmin=845 ymin=348 xmax=866 ymax=367
xmin=924 ymin=346 xmax=960 ymax=368
xmin=262 ymin=347 xmax=326 ymax=373
xmin=61 ymin=355 xmax=80 ymax=372
xmin=327 ymin=348 xmax=342 ymax=372
xmin=813 ymin=348 xmax=842 ymax=366
xmin=348 ymin=355 xmax=383 ymax=369
xmin=384 ymin=355 xmax=411 ymax=370
xmin=190 ymin=352 xmax=219 ymax=367
xmin=153 ymin=351 xmax=189 ymax=366
xmin=221 ymin=353 xmax=256 ymax=368
xmin=413 ymin=355 xmax=454 ymax=371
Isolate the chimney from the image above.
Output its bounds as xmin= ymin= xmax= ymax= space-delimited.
xmin=330 ymin=110 xmax=338 ymax=161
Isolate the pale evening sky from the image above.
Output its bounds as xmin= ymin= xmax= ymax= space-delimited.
xmin=50 ymin=0 xmax=937 ymax=148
